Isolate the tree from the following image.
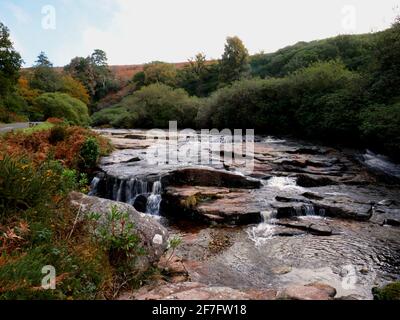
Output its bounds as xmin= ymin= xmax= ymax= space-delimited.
xmin=90 ymin=49 xmax=108 ymax=67
xmin=177 ymin=53 xmax=219 ymax=97
xmin=0 ymin=22 xmax=23 ymax=98
xmin=369 ymin=17 xmax=400 ymax=103
xmin=143 ymin=62 xmax=177 ymax=86
xmin=64 ymin=56 xmax=96 ymax=97
xmin=30 ymin=52 xmax=61 ymax=92
xmin=59 ymin=75 xmax=90 ymax=105
xmin=64 ymin=50 xmax=117 ymax=102
xmin=35 ymin=51 xmax=53 ymax=67
xmin=219 ymin=36 xmax=250 ymax=84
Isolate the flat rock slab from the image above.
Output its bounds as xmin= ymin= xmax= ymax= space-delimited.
xmin=126 ymin=282 xmax=278 ymax=300
xmin=162 ymin=186 xmax=263 ymax=225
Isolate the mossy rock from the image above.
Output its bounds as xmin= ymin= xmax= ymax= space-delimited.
xmin=373 ymin=282 xmax=400 ymax=300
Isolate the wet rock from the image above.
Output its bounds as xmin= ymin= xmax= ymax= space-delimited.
xmin=369 ymin=207 xmax=400 ymax=226
xmin=162 ymin=168 xmax=261 ymax=189
xmin=378 ymin=199 xmax=399 ymax=207
xmin=286 ymin=147 xmax=330 ymax=155
xmin=275 ymin=196 xmax=310 ymax=203
xmin=296 ymin=174 xmax=338 ymax=187
xmin=302 ymin=192 xmax=324 ymax=200
xmin=133 ymin=194 xmax=148 ymax=213
xmin=108 ymin=137 xmax=151 ymax=150
xmin=131 ymin=282 xmax=277 ymax=300
xmin=276 ymin=220 xmax=332 ymax=236
xmin=68 ymin=192 xmax=168 ymax=271
xmin=385 ymin=218 xmax=400 ymax=227
xmin=278 ymin=283 xmax=336 ymax=300
xmin=308 ymin=223 xmax=333 ymax=236
xmin=162 ymin=186 xmax=263 ymax=225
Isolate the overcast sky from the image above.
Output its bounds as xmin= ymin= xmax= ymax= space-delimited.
xmin=0 ymin=0 xmax=399 ymax=67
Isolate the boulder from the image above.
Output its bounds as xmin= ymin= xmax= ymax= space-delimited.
xmin=162 ymin=186 xmax=263 ymax=225
xmin=278 ymin=283 xmax=336 ymax=300
xmin=68 ymin=192 xmax=168 ymax=271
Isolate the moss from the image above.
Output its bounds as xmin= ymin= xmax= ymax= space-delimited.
xmin=180 ymin=195 xmax=198 ymax=209
xmin=373 ymin=282 xmax=400 ymax=300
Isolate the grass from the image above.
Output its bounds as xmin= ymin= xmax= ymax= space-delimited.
xmin=20 ymin=122 xmax=54 ymax=135
xmin=0 ymin=123 xmax=118 ymax=299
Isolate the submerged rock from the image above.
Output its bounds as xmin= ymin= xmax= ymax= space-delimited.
xmin=68 ymin=192 xmax=168 ymax=271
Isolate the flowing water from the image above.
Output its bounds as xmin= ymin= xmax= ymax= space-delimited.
xmin=90 ymin=129 xmax=400 ymax=299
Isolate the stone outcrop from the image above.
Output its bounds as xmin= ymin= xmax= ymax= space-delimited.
xmin=161 ymin=168 xmax=261 ymax=189
xmin=162 ymin=186 xmax=262 ymax=224
xmin=68 ymin=192 xmax=168 ymax=271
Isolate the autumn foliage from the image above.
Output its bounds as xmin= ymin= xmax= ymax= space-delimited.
xmin=0 ymin=125 xmax=112 ymax=169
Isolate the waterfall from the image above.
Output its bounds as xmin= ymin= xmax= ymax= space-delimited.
xmin=146 ymin=180 xmax=162 ymax=215
xmin=248 ymin=210 xmax=276 ymax=246
xmin=303 ymin=204 xmax=315 ymax=216
xmin=260 ymin=210 xmax=276 ymax=222
xmin=88 ymin=175 xmax=163 ymax=215
xmin=125 ymin=178 xmax=149 ymax=204
xmin=88 ymin=176 xmax=101 ymax=196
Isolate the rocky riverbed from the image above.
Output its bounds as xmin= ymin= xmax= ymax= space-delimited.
xmin=87 ymin=128 xmax=400 ymax=300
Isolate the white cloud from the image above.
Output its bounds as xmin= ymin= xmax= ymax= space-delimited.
xmin=77 ymin=0 xmax=399 ymax=65
xmin=6 ymin=3 xmax=31 ymax=25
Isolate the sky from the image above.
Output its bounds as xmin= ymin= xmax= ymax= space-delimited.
xmin=0 ymin=0 xmax=399 ymax=67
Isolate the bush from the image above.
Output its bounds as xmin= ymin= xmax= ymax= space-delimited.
xmin=48 ymin=125 xmax=68 ymax=145
xmin=373 ymin=282 xmax=400 ymax=300
xmin=34 ymin=93 xmax=90 ymax=126
xmin=360 ymin=103 xmax=400 ymax=160
xmin=0 ymin=240 xmax=111 ymax=300
xmin=91 ymin=83 xmax=200 ymax=128
xmin=88 ymin=206 xmax=144 ymax=268
xmin=0 ymin=155 xmax=76 ymax=220
xmin=79 ymin=137 xmax=100 ymax=169
xmin=91 ymin=106 xmax=130 ymax=127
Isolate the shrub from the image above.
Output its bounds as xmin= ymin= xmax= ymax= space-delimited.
xmin=34 ymin=93 xmax=90 ymax=126
xmin=373 ymin=282 xmax=400 ymax=300
xmin=1 ymin=126 xmax=112 ymax=170
xmin=91 ymin=84 xmax=200 ymax=128
xmin=88 ymin=206 xmax=144 ymax=268
xmin=79 ymin=137 xmax=100 ymax=169
xmin=48 ymin=125 xmax=68 ymax=145
xmin=0 ymin=155 xmax=75 ymax=220
xmin=0 ymin=241 xmax=111 ymax=300
xmin=360 ymin=103 xmax=400 ymax=160
xmin=91 ymin=106 xmax=130 ymax=127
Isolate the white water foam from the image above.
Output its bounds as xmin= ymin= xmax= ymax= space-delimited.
xmin=266 ymin=176 xmax=304 ymax=191
xmin=247 ymin=210 xmax=277 ymax=246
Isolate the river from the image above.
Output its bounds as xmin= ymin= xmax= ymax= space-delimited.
xmin=89 ymin=128 xmax=400 ymax=300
